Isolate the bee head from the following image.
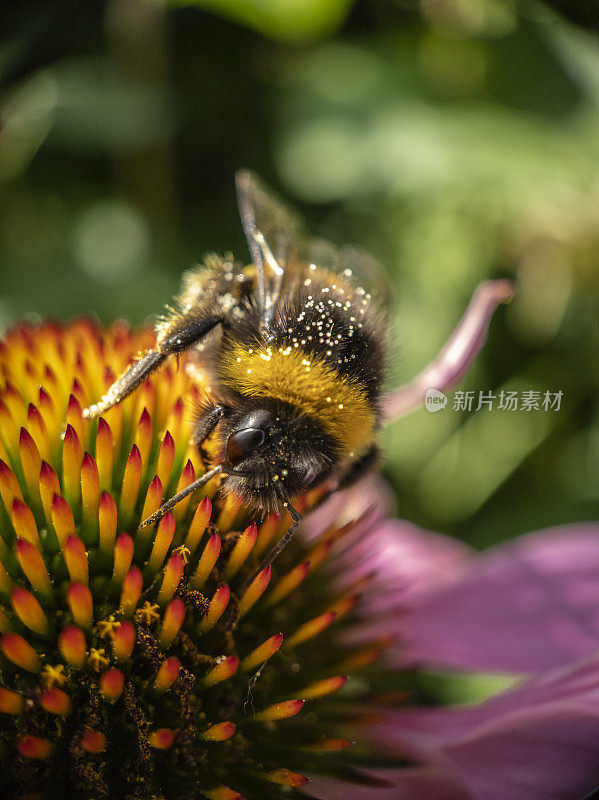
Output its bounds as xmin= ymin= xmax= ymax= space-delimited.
xmin=221 ymin=399 xmax=337 ymax=511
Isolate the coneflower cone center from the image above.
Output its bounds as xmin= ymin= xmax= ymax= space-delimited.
xmin=0 ymin=321 xmax=393 ymax=800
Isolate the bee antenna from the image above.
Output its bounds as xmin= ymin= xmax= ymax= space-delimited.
xmin=138 ymin=465 xmax=223 ymax=529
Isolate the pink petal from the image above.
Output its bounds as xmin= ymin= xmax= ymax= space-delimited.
xmin=307 ymin=767 xmax=470 ymax=800
xmin=397 ymin=523 xmax=599 ymax=673
xmin=381 ymin=279 xmax=513 ymax=422
xmin=331 ymin=519 xmax=472 ymax=648
xmin=376 ymin=657 xmax=599 ymax=800
xmin=333 ymin=519 xmax=472 ymax=605
xmin=301 ymin=475 xmax=396 ymax=543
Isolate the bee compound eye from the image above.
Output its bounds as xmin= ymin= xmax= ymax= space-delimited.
xmin=225 ymin=427 xmax=266 ymax=467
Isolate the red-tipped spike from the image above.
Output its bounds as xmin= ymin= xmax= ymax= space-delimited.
xmin=67 ymin=582 xmax=93 ymax=630
xmin=201 ymin=721 xmax=236 ymax=741
xmin=1 ymin=632 xmax=40 ymax=672
xmin=191 ymin=534 xmax=221 ymax=588
xmin=165 ymin=397 xmax=184 ymax=444
xmin=112 ymin=533 xmax=134 ymax=583
xmin=0 ymin=402 xmax=18 ymax=454
xmin=66 ymin=394 xmax=85 ymax=448
xmin=253 ymin=699 xmax=304 ymax=722
xmin=40 ymin=688 xmax=71 ymax=716
xmin=19 ymin=427 xmax=41 ymax=501
xmin=16 ymin=735 xmax=53 ymax=759
xmin=147 ymin=513 xmax=175 ymax=573
xmin=309 ymin=738 xmax=354 ymax=752
xmin=39 ymin=461 xmax=59 ymax=525
xmin=156 ymin=430 xmax=175 ymax=488
xmin=141 ymin=475 xmax=163 ymax=522
xmin=153 ymin=656 xmax=180 ymax=692
xmin=224 ymin=523 xmax=257 ymax=579
xmin=326 ymin=594 xmax=359 ymax=620
xmin=172 ymin=460 xmax=195 ymax=522
xmin=81 ymin=730 xmax=106 ymax=753
xmin=120 ymin=567 xmax=143 ymax=616
xmin=71 ymin=376 xmax=88 ymax=410
xmin=149 ymin=728 xmax=175 ymax=749
xmin=157 ymin=552 xmax=184 ymax=605
xmin=295 ymin=675 xmax=348 ymax=700
xmin=10 ymin=499 xmax=40 ymax=547
xmin=27 ymin=403 xmax=50 ymax=461
xmin=135 ymin=380 xmax=155 ymax=421
xmin=254 ymin=511 xmax=281 ymax=557
xmin=80 ymin=453 xmax=99 ymax=533
xmin=16 ymin=539 xmax=51 ymax=596
xmin=306 ymin=539 xmax=334 ymax=572
xmin=134 ymin=408 xmax=153 ymax=468
xmin=159 ymin=597 xmax=185 ymax=649
xmin=240 ymin=634 xmax=284 ymax=672
xmin=199 ymin=585 xmax=230 ymax=632
xmin=0 ymin=687 xmax=23 ymax=714
xmin=238 ymin=566 xmax=271 ymax=618
xmin=203 ymin=655 xmax=239 ymax=687
xmin=64 ymin=536 xmax=89 ymax=585
xmin=58 ymin=625 xmax=87 ymax=668
xmin=99 ymin=490 xmax=117 ymax=555
xmin=62 ymin=424 xmax=82 ymax=507
xmin=263 ymin=769 xmax=310 ymax=788
xmin=113 ymin=620 xmax=136 ymax=660
xmin=284 ymin=611 xmax=338 ymax=651
xmin=100 ymin=668 xmax=124 ymax=701
xmin=266 ymin=561 xmax=311 ymax=607
xmin=120 ymin=444 xmax=142 ymax=526
xmin=185 ymin=495 xmax=211 ymax=553
xmin=205 ymin=788 xmax=243 ymax=800
xmin=0 ymin=459 xmax=23 ymax=512
xmin=95 ymin=417 xmax=113 ymax=491
xmin=51 ymin=493 xmax=75 ymax=547
xmin=38 ymin=387 xmax=56 ymax=436
xmin=216 ymin=492 xmax=243 ymax=531
xmin=10 ymin=587 xmax=49 ymax=636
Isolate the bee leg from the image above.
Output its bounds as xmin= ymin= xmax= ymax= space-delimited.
xmin=82 ymin=312 xmax=224 ymax=420
xmin=336 ymin=444 xmax=381 ymax=491
xmin=238 ymin=499 xmax=303 ymax=595
xmin=192 ymin=404 xmax=225 ymax=466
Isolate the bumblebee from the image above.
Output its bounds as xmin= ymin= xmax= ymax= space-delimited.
xmin=83 ymin=171 xmax=386 ymax=568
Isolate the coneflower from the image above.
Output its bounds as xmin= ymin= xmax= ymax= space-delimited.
xmin=0 ymin=320 xmax=402 ymax=800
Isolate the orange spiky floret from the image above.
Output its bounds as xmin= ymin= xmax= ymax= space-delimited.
xmin=0 ymin=321 xmax=394 ymax=800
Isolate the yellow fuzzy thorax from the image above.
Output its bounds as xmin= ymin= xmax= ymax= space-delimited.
xmin=221 ymin=342 xmax=375 ymax=459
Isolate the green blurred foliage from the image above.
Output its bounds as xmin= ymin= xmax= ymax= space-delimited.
xmin=1 ymin=0 xmax=598 ymax=557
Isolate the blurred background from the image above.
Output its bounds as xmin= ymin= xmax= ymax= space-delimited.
xmin=1 ymin=0 xmax=598 ymax=551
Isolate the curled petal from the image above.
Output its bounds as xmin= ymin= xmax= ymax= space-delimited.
xmin=381 ymin=280 xmax=513 ymax=422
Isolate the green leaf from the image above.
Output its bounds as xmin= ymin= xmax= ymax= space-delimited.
xmin=171 ymin=0 xmax=355 ymax=40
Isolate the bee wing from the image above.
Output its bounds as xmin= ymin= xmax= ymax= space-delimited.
xmin=236 ymin=170 xmax=304 ymax=327
xmin=305 ymin=238 xmax=392 ymax=312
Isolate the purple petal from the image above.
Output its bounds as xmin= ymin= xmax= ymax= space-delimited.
xmin=332 ymin=519 xmax=472 ymax=605
xmin=381 ymin=279 xmax=514 ymax=422
xmin=301 ymin=475 xmax=396 ymax=543
xmin=307 ymin=767 xmax=470 ymax=800
xmin=331 ymin=519 xmax=472 ymax=647
xmin=397 ymin=523 xmax=599 ymax=673
xmin=376 ymin=657 xmax=599 ymax=800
